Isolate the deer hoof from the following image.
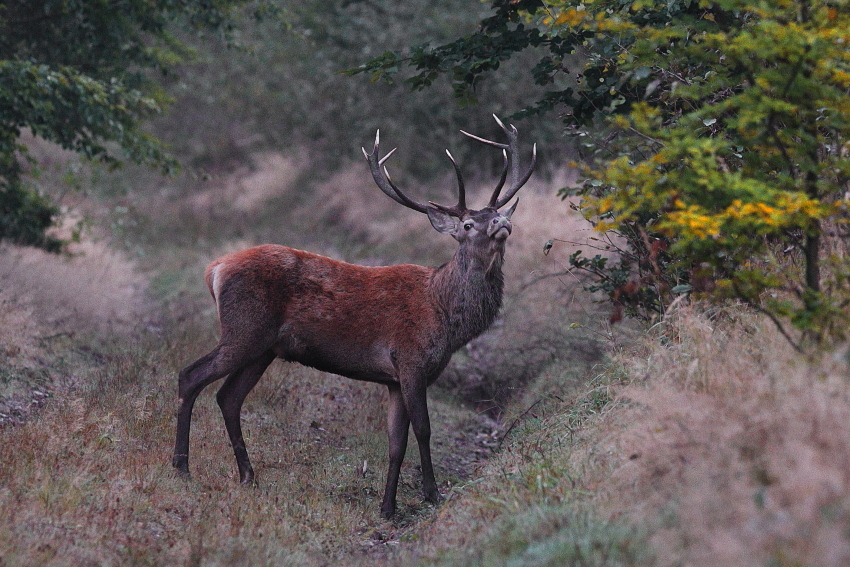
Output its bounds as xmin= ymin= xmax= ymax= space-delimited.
xmin=380 ymin=505 xmax=396 ymax=520
xmin=424 ymin=490 xmax=442 ymax=505
xmin=172 ymin=455 xmax=190 ymax=478
xmin=239 ymin=469 xmax=256 ymax=486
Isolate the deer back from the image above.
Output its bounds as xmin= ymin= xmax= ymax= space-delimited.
xmin=205 ymin=244 xmax=455 ymax=383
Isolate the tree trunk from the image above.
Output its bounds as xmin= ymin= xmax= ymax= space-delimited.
xmin=804 ymin=165 xmax=821 ymax=292
xmin=804 ymin=229 xmax=820 ymax=292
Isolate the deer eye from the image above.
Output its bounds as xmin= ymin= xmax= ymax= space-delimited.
xmin=463 ymin=222 xmax=473 ymax=231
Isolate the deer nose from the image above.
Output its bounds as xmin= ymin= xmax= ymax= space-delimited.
xmin=489 ymin=216 xmax=512 ymax=240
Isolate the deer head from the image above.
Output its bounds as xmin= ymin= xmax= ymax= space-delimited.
xmin=362 ymin=114 xmax=536 ymax=259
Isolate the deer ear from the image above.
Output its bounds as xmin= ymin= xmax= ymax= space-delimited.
xmin=427 ymin=207 xmax=459 ymax=234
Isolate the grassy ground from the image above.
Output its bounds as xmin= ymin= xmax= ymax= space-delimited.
xmin=2 ymin=141 xmax=849 ymax=566
xmin=0 ymin=327 xmax=507 ymax=566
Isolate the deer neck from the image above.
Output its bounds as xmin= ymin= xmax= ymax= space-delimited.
xmin=430 ymin=244 xmax=505 ymax=351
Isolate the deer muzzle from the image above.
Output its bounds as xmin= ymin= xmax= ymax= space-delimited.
xmin=488 ymin=216 xmax=512 ymax=241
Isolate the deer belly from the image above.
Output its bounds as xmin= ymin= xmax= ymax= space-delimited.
xmin=272 ymin=331 xmax=397 ymax=384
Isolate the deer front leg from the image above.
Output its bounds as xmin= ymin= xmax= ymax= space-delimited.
xmin=381 ymin=383 xmax=410 ymax=519
xmin=401 ymin=378 xmax=440 ymax=505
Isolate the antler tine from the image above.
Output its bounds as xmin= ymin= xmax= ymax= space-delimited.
xmin=363 ymin=130 xmax=429 ymax=214
xmin=442 ymin=149 xmax=467 ymax=214
xmin=378 ymin=147 xmax=397 ymax=167
xmin=459 ymin=113 xmax=513 ymax=149
xmin=425 ymin=150 xmax=468 ymax=218
xmin=487 ymin=150 xmax=509 ymax=207
xmin=459 ymin=129 xmax=508 ymax=150
xmin=382 ymin=166 xmax=434 ymax=213
xmin=493 ymin=142 xmax=536 ymax=209
xmin=461 ymin=114 xmax=536 ymax=210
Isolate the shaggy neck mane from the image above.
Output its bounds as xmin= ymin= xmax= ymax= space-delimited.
xmin=430 ymin=245 xmax=505 ymax=352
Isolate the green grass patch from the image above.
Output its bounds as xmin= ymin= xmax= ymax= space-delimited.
xmin=430 ymin=506 xmax=651 ymax=567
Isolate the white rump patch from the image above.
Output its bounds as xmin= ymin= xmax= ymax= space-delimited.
xmin=210 ymin=264 xmax=226 ymax=313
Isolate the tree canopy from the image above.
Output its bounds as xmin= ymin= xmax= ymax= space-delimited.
xmin=0 ymin=0 xmax=271 ymax=250
xmin=352 ymin=0 xmax=850 ymax=345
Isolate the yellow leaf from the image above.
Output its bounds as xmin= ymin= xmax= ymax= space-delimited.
xmin=555 ymin=9 xmax=585 ymax=27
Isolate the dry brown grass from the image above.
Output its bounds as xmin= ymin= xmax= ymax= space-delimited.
xmin=594 ymin=305 xmax=850 ymax=566
xmin=359 ymin=304 xmax=850 ymax=567
xmin=188 ymin=152 xmax=304 ymax=213
xmin=0 ymin=237 xmax=152 ymax=424
xmin=0 ymin=241 xmax=150 ymax=334
xmin=0 ymin=332 xmax=506 ymax=566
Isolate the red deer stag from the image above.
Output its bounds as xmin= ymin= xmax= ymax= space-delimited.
xmin=172 ymin=115 xmax=536 ymax=518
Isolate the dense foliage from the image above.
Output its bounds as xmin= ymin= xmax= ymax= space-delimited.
xmin=0 ymin=0 xmax=271 ymax=249
xmin=354 ymin=0 xmax=850 ymax=345
xmin=582 ymin=0 xmax=850 ymax=344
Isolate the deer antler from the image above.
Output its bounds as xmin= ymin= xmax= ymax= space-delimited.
xmin=427 ymin=150 xmax=468 ymax=218
xmin=363 ymin=131 xmax=429 ymax=214
xmin=363 ymin=132 xmax=470 ymax=218
xmin=460 ymin=114 xmax=537 ymax=209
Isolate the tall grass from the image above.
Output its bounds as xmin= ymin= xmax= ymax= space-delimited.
xmin=594 ymin=305 xmax=850 ymax=566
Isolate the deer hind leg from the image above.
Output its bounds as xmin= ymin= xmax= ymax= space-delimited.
xmin=381 ymin=383 xmax=410 ymax=519
xmin=172 ymin=339 xmax=272 ymax=478
xmin=401 ymin=379 xmax=440 ymax=506
xmin=216 ymin=350 xmax=275 ymax=485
